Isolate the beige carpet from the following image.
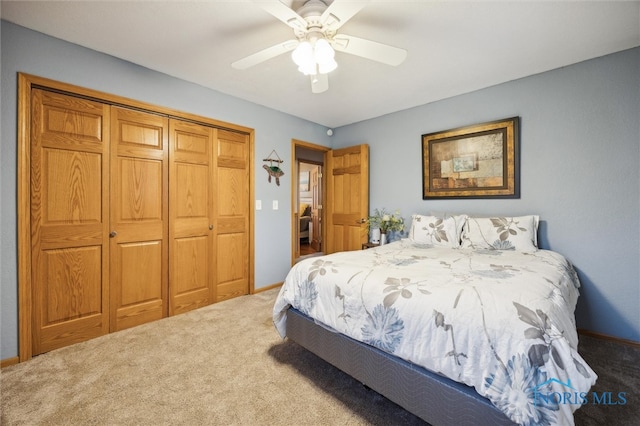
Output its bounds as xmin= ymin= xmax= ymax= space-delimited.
xmin=1 ymin=288 xmax=424 ymax=425
xmin=4 ymin=288 xmax=638 ymax=425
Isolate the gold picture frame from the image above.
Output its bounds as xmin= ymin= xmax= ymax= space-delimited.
xmin=422 ymin=117 xmax=520 ymax=199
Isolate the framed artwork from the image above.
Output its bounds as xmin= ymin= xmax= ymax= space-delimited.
xmin=422 ymin=117 xmax=520 ymax=199
xmin=299 ymin=171 xmax=310 ymax=192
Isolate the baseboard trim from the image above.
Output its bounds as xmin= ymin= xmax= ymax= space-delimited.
xmin=253 ymin=282 xmax=283 ymax=293
xmin=578 ymin=328 xmax=640 ymax=347
xmin=1 ymin=356 xmax=20 ymax=368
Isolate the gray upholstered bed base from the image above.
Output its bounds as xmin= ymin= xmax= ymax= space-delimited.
xmin=286 ymin=308 xmax=516 ymax=426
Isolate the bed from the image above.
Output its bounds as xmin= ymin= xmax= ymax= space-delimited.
xmin=273 ymin=214 xmax=597 ymax=426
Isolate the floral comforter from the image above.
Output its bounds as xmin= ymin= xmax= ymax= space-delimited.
xmin=273 ymin=239 xmax=597 ymax=426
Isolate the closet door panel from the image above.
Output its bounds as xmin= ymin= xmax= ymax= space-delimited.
xmin=169 ymin=120 xmax=214 ymax=315
xmin=215 ymin=232 xmax=247 ymax=299
xmin=42 ymin=247 xmax=103 ymax=321
xmin=118 ymin=241 xmax=163 ymax=305
xmin=39 ymin=149 xmax=104 ymax=248
xmin=110 ymin=107 xmax=168 ymax=331
xmin=214 ymin=130 xmax=249 ymax=302
xmin=172 ymin=236 xmax=209 ymax=309
xmin=31 ymin=89 xmax=110 ymax=355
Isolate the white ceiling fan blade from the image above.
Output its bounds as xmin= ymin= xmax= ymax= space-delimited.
xmin=310 ymin=73 xmax=328 ymax=94
xmin=256 ymin=1 xmax=308 ymax=32
xmin=321 ymin=0 xmax=370 ymax=32
xmin=232 ymin=40 xmax=298 ymax=70
xmin=332 ymin=34 xmax=407 ymax=66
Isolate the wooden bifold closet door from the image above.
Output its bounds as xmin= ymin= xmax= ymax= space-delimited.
xmin=214 ymin=129 xmax=250 ymax=302
xmin=109 ymin=106 xmax=169 ymax=332
xmin=30 ymin=89 xmax=111 ymax=354
xmin=28 ymin=86 xmax=250 ymax=356
xmin=168 ymin=123 xmax=252 ymax=310
xmin=169 ymin=120 xmax=215 ymax=314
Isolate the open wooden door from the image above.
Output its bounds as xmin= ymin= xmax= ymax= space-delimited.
xmin=325 ymin=144 xmax=369 ymax=254
xmin=310 ymin=166 xmax=322 ymax=252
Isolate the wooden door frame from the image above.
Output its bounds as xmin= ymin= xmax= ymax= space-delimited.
xmin=291 ymin=139 xmax=330 ymax=265
xmin=17 ymin=73 xmax=255 ymax=362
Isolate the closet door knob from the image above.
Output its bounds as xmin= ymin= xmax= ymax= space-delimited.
xmin=109 ymin=231 xmax=117 ymax=238
xmin=209 ymin=225 xmax=214 ymax=230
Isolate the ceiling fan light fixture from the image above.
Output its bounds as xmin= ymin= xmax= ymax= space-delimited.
xmin=292 ymin=41 xmax=313 ymax=67
xmin=243 ymin=1 xmax=406 ymax=93
xmin=314 ymin=38 xmax=334 ymax=62
xmin=292 ymin=37 xmax=337 ymax=76
xmin=318 ymin=58 xmax=337 ymax=74
xmin=314 ymin=38 xmax=337 ymax=73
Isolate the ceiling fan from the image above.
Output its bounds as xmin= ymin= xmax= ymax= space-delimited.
xmin=231 ymin=0 xmax=407 ymax=94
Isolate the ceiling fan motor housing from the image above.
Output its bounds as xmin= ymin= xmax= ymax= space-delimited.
xmin=297 ymin=0 xmax=329 ymax=19
xmin=294 ymin=0 xmax=336 ymax=40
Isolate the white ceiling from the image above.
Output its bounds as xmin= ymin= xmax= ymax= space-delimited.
xmin=2 ymin=1 xmax=639 ymax=128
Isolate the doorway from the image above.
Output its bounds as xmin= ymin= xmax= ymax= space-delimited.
xmin=298 ymin=161 xmax=321 ymax=256
xmin=292 ymin=140 xmax=329 ymax=264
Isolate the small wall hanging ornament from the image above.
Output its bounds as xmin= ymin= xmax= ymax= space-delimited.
xmin=263 ymin=150 xmax=285 ymax=186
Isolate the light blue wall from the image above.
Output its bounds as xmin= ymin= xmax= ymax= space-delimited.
xmin=0 ymin=21 xmax=330 ymax=359
xmin=333 ymin=47 xmax=640 ymax=343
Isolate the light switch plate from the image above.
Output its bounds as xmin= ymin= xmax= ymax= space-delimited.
xmin=256 ymin=200 xmax=262 ymax=210
xmin=272 ymin=200 xmax=278 ymax=210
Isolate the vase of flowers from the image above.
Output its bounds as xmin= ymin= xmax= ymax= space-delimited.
xmin=367 ymin=208 xmax=404 ymax=245
xmin=380 ymin=232 xmax=388 ymax=246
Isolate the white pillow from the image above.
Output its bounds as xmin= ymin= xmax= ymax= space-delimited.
xmin=461 ymin=215 xmax=539 ymax=252
xmin=409 ymin=214 xmax=467 ymax=248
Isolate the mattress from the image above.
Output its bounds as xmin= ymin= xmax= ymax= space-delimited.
xmin=273 ymin=239 xmax=597 ymax=425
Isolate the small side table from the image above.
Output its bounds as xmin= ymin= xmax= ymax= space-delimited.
xmin=362 ymin=242 xmax=380 ymax=250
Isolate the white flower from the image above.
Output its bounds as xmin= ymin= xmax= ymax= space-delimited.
xmin=367 ymin=208 xmax=405 ymax=233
